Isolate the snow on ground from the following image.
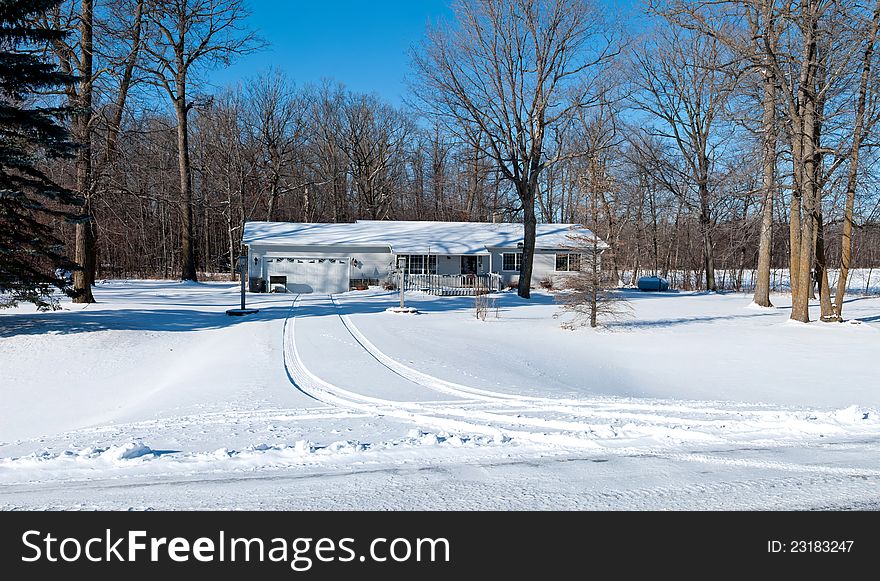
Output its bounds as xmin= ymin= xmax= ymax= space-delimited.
xmin=1 ymin=280 xmax=879 ymax=510
xmin=0 ymin=282 xmax=318 ymax=440
xmin=341 ymin=289 xmax=880 ymax=407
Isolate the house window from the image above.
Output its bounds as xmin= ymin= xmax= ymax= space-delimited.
xmin=460 ymin=256 xmax=478 ymax=275
xmin=401 ymin=255 xmax=437 ymax=275
xmin=556 ymin=253 xmax=583 ymax=272
xmin=502 ymin=252 xmax=522 ymax=272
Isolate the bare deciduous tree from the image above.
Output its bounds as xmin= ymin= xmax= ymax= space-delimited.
xmin=38 ymin=0 xmax=97 ymax=302
xmin=557 ymin=94 xmax=628 ymax=328
xmin=244 ymin=70 xmax=304 ymax=222
xmin=771 ymin=0 xmax=854 ymax=322
xmin=73 ymin=0 xmax=95 ymax=303
xmin=654 ymin=0 xmax=782 ymax=306
xmin=342 ymin=94 xmax=412 ymax=220
xmin=413 ymin=0 xmax=617 ymax=298
xmin=833 ymin=0 xmax=880 ymax=319
xmin=140 ymin=0 xmax=259 ymax=281
xmin=632 ymin=27 xmax=737 ymax=292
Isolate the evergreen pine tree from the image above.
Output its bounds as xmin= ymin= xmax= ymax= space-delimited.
xmin=0 ymin=0 xmax=80 ymax=310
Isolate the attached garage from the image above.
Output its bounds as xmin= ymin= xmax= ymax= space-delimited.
xmin=264 ymin=256 xmax=350 ymax=294
xmin=245 ymin=239 xmax=395 ymax=295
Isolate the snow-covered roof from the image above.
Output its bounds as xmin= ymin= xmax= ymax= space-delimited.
xmin=242 ymin=220 xmax=607 ymax=254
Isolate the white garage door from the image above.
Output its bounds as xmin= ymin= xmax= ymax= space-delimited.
xmin=265 ymin=257 xmax=350 ymax=294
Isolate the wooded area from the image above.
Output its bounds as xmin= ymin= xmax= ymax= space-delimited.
xmin=4 ymin=0 xmax=880 ymax=322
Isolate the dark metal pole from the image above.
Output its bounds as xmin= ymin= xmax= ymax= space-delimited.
xmin=227 ymin=252 xmax=258 ymax=316
xmin=240 ymin=255 xmax=246 ymax=310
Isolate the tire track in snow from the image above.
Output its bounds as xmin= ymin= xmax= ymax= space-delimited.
xmin=331 ymin=295 xmax=787 ymax=416
xmin=331 ymin=295 xmax=538 ymax=405
xmin=282 ymin=296 xmax=622 ymax=448
xmin=330 ymin=295 xmax=880 ymax=439
xmin=331 ymin=294 xmax=716 ymax=427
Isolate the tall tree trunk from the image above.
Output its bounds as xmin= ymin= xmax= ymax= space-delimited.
xmin=698 ymin=181 xmax=717 ymax=291
xmin=72 ymin=217 xmax=97 ymax=300
xmin=175 ymin=85 xmax=197 ymax=281
xmin=203 ymin=204 xmax=210 ymax=273
xmin=72 ymin=0 xmax=95 ymax=303
xmin=226 ymin=191 xmax=235 ymax=277
xmin=835 ymin=0 xmax=880 ymax=319
xmin=753 ymin=70 xmax=776 ymax=307
xmin=788 ymin=157 xmax=803 ymax=305
xmin=589 ymin=163 xmax=599 ymax=328
xmin=790 ymin=4 xmax=821 ymax=323
xmin=517 ymin=183 xmax=537 ymax=299
xmin=792 ymin=95 xmax=817 ymax=322
xmin=466 ymin=136 xmax=480 ymax=220
xmin=333 ymin=170 xmax=345 ymax=222
xmin=599 ymin=191 xmax=620 ymax=283
xmin=662 ymin=200 xmax=680 ymax=280
xmin=266 ymin=174 xmax=279 ymax=221
xmin=72 ymin=216 xmax=97 ymax=299
xmin=813 ymin=55 xmax=834 ymax=320
xmin=788 ymin=102 xmax=806 ymax=307
xmin=834 ymin=150 xmax=858 ymax=317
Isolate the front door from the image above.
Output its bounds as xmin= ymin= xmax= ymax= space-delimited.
xmin=460 ymin=256 xmax=478 ymax=275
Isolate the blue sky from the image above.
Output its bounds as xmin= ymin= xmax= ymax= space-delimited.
xmin=208 ymin=0 xmax=454 ymax=104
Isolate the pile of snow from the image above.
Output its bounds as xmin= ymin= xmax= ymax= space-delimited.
xmin=0 ymin=429 xmax=513 ymax=485
xmin=100 ymin=441 xmax=154 ymax=461
xmin=830 ymin=405 xmax=873 ymax=423
xmin=404 ymin=429 xmax=505 ymax=447
xmin=0 ymin=441 xmax=154 ymax=471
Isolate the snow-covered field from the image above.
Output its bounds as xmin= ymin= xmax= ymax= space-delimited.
xmin=1 ymin=280 xmax=879 ymax=510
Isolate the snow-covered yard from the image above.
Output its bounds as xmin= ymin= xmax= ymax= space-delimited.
xmin=1 ymin=281 xmax=879 ymax=510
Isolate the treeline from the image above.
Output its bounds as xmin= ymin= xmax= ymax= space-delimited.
xmin=16 ymin=0 xmax=880 ymax=320
xmin=61 ymin=80 xmax=509 ymax=278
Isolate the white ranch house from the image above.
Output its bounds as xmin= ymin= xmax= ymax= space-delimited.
xmin=242 ymin=220 xmax=607 ymax=295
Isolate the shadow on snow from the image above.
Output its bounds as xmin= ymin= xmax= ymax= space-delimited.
xmin=2 ymin=286 xmax=876 ymax=337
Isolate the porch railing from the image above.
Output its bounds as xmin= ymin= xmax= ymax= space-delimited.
xmin=404 ymin=273 xmax=504 ymax=296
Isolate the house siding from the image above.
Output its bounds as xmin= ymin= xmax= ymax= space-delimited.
xmin=488 ymin=248 xmax=559 ymax=287
xmin=436 ymin=255 xmax=461 ymax=275
xmin=489 ymin=248 xmax=602 ymax=288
